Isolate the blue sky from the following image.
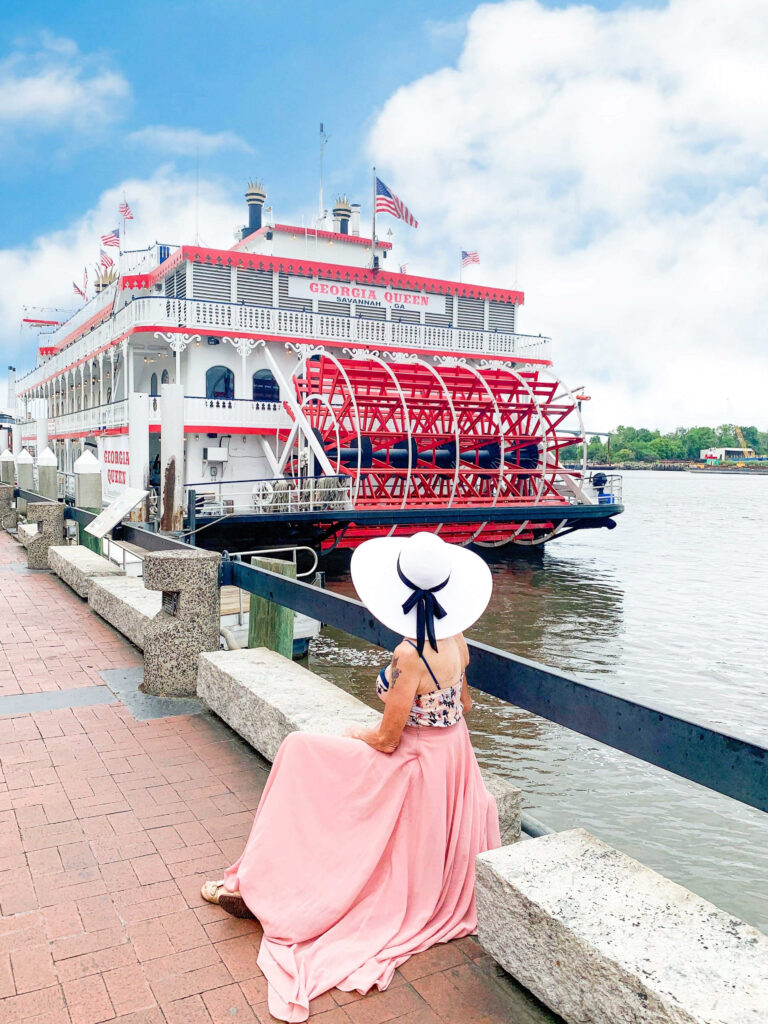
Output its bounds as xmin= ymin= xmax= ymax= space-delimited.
xmin=0 ymin=0 xmax=646 ymax=246
xmin=1 ymin=0 xmax=471 ymax=245
xmin=2 ymin=0 xmax=766 ymax=428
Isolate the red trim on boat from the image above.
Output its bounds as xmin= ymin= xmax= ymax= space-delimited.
xmin=121 ymin=245 xmax=524 ymax=305
xmin=231 ymin=224 xmax=392 ymax=252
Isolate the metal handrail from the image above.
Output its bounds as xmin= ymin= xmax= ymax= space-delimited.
xmin=185 ymin=473 xmax=349 ymax=488
xmin=221 ymin=558 xmax=768 ymax=817
xmin=227 ymin=545 xmax=319 ymax=580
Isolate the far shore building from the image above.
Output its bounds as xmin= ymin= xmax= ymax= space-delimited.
xmin=700 ymin=446 xmax=756 ymax=461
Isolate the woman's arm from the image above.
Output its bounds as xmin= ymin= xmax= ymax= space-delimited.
xmin=346 ymin=642 xmax=421 ymax=753
xmin=458 ymin=633 xmax=472 ymax=713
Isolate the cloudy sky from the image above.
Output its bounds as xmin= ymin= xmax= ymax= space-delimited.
xmin=1 ymin=0 xmax=766 ymax=431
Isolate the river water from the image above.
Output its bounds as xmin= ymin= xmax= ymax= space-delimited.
xmin=307 ymin=470 xmax=768 ymax=933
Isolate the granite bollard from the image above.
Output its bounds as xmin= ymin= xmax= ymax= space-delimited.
xmin=0 ymin=483 xmax=12 ymax=524
xmin=141 ymin=548 xmax=221 ymax=696
xmin=21 ymin=501 xmax=65 ymax=569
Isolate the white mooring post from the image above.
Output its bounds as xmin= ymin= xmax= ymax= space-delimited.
xmin=15 ymin=448 xmax=33 ymax=513
xmin=36 ymin=416 xmax=48 ymax=454
xmin=128 ymin=392 xmax=150 ymax=522
xmin=159 ymin=383 xmax=185 ymax=533
xmin=74 ymin=450 xmax=103 ymax=554
xmin=0 ymin=448 xmax=14 ymax=485
xmin=37 ymin=446 xmax=58 ymax=501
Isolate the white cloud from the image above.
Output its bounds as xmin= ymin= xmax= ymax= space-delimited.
xmin=128 ymin=125 xmax=252 ymax=156
xmin=0 ymin=36 xmax=129 ymax=131
xmin=0 ymin=170 xmax=244 ymax=399
xmin=369 ymin=0 xmax=768 ymax=429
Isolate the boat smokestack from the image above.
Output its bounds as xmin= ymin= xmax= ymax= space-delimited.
xmin=6 ymin=367 xmax=16 ymax=413
xmin=350 ymin=203 xmax=361 ymax=236
xmin=333 ymin=195 xmax=352 ymax=235
xmin=245 ymin=180 xmax=267 ymax=235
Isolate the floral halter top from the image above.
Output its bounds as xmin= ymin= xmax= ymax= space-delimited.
xmin=376 ymin=640 xmax=464 ymax=728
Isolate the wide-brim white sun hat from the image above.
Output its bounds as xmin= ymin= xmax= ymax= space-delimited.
xmin=350 ymin=532 xmax=493 ymax=647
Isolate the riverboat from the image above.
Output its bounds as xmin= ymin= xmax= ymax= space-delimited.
xmin=8 ymin=182 xmax=623 ymax=557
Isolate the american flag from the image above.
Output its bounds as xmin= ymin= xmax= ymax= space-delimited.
xmin=100 ymin=249 xmax=115 ymax=270
xmin=73 ymin=282 xmax=86 ymax=300
xmin=461 ymin=250 xmax=480 ymax=267
xmin=101 ymin=228 xmax=120 ymax=247
xmin=119 ymin=200 xmax=134 ymax=220
xmin=399 ymin=263 xmax=408 ymax=274
xmin=375 ymin=177 xmax=418 ymax=228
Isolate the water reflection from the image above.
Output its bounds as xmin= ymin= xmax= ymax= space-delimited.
xmin=468 ymin=555 xmax=624 ymax=676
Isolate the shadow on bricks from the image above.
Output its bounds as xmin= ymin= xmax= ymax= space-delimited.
xmin=141 ymin=548 xmax=221 ymax=698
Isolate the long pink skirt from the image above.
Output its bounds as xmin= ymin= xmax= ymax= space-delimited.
xmin=223 ymin=718 xmax=501 ymax=1022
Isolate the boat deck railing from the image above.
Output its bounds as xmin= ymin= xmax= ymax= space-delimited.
xmin=17 ymin=295 xmax=553 ymax=394
xmin=185 ymin=474 xmax=355 ymax=517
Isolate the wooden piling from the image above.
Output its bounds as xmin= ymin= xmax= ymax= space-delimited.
xmin=248 ymin=556 xmax=296 ymax=659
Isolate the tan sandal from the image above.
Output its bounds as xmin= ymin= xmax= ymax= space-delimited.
xmin=201 ymin=880 xmax=255 ymax=919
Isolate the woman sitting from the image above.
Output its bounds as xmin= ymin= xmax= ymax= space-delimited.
xmin=202 ymin=531 xmax=500 ymax=1022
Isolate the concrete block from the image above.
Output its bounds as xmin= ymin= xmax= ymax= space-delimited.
xmin=49 ymin=544 xmax=125 ymax=598
xmin=23 ymin=502 xmax=64 ymax=569
xmin=142 ymin=548 xmax=221 ymax=697
xmin=18 ymin=523 xmax=38 ymax=546
xmin=475 ymin=828 xmax=768 ymax=1024
xmin=88 ymin=577 xmax=162 ymax=650
xmin=198 ymin=647 xmax=521 ymax=842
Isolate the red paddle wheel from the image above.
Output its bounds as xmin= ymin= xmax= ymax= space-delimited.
xmin=288 ymin=352 xmax=585 ymax=549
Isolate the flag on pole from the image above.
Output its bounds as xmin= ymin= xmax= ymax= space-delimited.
xmin=100 ymin=249 xmax=115 ymax=270
xmin=83 ymin=266 xmax=88 ymax=292
xmin=399 ymin=263 xmax=408 ymax=274
xmin=119 ymin=200 xmax=134 ymax=220
xmin=461 ymin=250 xmax=480 ymax=267
xmin=73 ymin=282 xmax=86 ymax=300
xmin=101 ymin=228 xmax=120 ymax=247
xmin=375 ymin=177 xmax=418 ymax=228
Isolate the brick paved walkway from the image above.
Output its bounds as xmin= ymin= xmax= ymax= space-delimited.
xmin=0 ymin=530 xmax=556 ymax=1024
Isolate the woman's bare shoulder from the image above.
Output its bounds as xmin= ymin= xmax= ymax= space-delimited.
xmin=455 ymin=633 xmax=470 ymax=665
xmin=392 ymin=639 xmax=421 ymax=666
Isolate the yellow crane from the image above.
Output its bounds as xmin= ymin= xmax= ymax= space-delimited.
xmin=733 ymin=423 xmax=750 ymax=453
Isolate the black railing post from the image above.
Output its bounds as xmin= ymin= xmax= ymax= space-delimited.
xmin=187 ymin=489 xmax=197 ymax=545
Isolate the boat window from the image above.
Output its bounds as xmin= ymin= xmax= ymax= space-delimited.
xmin=161 ymin=369 xmax=169 ymax=385
xmin=206 ymin=365 xmax=235 ymax=400
xmin=252 ymin=369 xmax=279 ymax=403
xmin=150 ymin=373 xmax=159 ymax=397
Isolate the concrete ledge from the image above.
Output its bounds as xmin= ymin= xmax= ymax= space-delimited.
xmin=88 ymin=577 xmax=162 ymax=650
xmin=18 ymin=523 xmax=38 ymax=547
xmin=49 ymin=544 xmax=125 ymax=598
xmin=198 ymin=647 xmax=521 ymax=843
xmin=475 ymin=828 xmax=768 ymax=1024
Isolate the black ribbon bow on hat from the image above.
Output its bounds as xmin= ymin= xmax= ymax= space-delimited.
xmin=397 ymin=556 xmax=450 ymax=655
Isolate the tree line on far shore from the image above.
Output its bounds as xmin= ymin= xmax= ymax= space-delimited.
xmin=578 ymin=424 xmax=768 ymax=464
